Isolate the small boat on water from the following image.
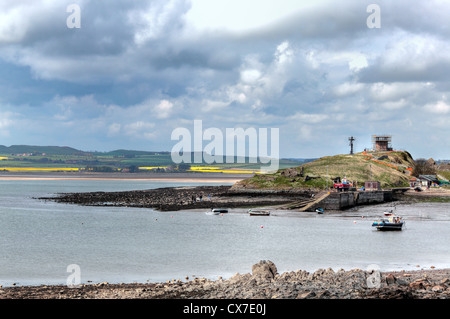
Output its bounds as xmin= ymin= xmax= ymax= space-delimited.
xmin=211 ymin=208 xmax=228 ymax=215
xmin=372 ymin=212 xmax=404 ymax=231
xmin=315 ymin=208 xmax=324 ymax=214
xmin=248 ymin=209 xmax=270 ymax=216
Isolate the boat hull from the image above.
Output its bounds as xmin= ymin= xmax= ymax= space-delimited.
xmin=211 ymin=209 xmax=228 ymax=214
xmin=372 ymin=222 xmax=404 ymax=231
xmin=248 ymin=210 xmax=270 ymax=216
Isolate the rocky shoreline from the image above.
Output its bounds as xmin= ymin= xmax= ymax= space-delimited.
xmin=1 ymin=261 xmax=449 ymax=299
xmin=39 ymin=185 xmax=313 ymax=211
xmin=39 ymin=184 xmax=449 ymax=212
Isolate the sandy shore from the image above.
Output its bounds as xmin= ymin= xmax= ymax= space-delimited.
xmin=0 ymin=171 xmax=247 ymax=184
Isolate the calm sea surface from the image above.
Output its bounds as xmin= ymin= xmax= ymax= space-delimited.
xmin=1 ymin=178 xmax=450 ymax=287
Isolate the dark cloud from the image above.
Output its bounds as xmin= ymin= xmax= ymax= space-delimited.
xmin=0 ymin=0 xmax=449 ymax=158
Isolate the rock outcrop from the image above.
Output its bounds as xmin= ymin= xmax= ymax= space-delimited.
xmin=40 ymin=186 xmax=307 ymax=211
xmin=2 ymin=261 xmax=450 ymax=299
xmin=251 ymin=260 xmax=278 ymax=281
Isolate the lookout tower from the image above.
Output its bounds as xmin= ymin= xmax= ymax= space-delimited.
xmin=372 ymin=135 xmax=393 ymax=152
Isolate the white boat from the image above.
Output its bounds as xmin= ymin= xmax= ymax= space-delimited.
xmin=248 ymin=209 xmax=270 ymax=216
xmin=211 ymin=208 xmax=228 ymax=215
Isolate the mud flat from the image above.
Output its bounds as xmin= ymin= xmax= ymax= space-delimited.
xmin=1 ymin=261 xmax=449 ymax=299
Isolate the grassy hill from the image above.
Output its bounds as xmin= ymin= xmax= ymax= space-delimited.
xmin=235 ymin=150 xmax=416 ymax=190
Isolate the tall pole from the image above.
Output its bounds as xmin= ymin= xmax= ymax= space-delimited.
xmin=349 ymin=136 xmax=355 ymax=155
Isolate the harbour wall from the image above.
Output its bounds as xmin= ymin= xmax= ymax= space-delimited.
xmin=309 ymin=190 xmax=394 ymax=211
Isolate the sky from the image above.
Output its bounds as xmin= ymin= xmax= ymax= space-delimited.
xmin=0 ymin=0 xmax=449 ymax=159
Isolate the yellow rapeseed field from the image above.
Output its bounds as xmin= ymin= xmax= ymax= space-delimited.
xmin=0 ymin=167 xmax=80 ymax=172
xmin=138 ymin=166 xmax=262 ymax=174
xmin=188 ymin=167 xmax=261 ymax=174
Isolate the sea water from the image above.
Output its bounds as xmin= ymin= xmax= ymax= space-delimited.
xmin=1 ymin=178 xmax=449 ymax=287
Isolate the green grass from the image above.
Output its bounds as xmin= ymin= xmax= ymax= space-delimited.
xmin=438 ymin=171 xmax=450 ymax=180
xmin=237 ymin=151 xmax=415 ymax=190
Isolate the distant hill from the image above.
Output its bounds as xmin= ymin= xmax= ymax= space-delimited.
xmin=93 ymin=149 xmax=170 ymax=157
xmin=0 ymin=145 xmax=303 ymax=170
xmin=235 ymin=150 xmax=416 ymax=190
xmin=0 ymin=145 xmax=172 ymax=157
xmin=0 ymin=145 xmax=87 ymax=155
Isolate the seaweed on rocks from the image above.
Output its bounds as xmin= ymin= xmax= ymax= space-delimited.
xmin=39 ymin=186 xmax=309 ymax=211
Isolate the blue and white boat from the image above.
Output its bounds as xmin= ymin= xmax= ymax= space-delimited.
xmin=372 ymin=211 xmax=404 ymax=231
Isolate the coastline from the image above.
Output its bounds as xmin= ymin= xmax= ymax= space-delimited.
xmin=38 ymin=185 xmax=313 ymax=211
xmin=1 ymin=261 xmax=449 ymax=299
xmin=4 ymin=173 xmax=450 ymax=299
xmin=0 ymin=171 xmax=248 ymax=184
xmin=37 ymin=178 xmax=450 ymax=212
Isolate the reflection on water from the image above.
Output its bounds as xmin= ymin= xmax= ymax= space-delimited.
xmin=1 ymin=179 xmax=449 ymax=287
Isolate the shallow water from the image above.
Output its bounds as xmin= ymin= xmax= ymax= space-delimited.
xmin=1 ymin=178 xmax=449 ymax=287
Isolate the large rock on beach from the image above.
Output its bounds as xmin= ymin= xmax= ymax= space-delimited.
xmin=251 ymin=260 xmax=278 ymax=281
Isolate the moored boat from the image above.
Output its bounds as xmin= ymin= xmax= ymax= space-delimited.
xmin=248 ymin=209 xmax=270 ymax=216
xmin=315 ymin=208 xmax=324 ymax=214
xmin=372 ymin=213 xmax=404 ymax=231
xmin=211 ymin=208 xmax=228 ymax=215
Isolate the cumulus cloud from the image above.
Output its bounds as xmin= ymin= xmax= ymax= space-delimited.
xmin=425 ymin=101 xmax=450 ymax=114
xmin=0 ymin=0 xmax=449 ymax=158
xmin=357 ymin=33 xmax=450 ymax=83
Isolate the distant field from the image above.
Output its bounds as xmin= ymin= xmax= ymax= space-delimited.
xmin=0 ymin=167 xmax=80 ymax=172
xmin=0 ymin=147 xmax=306 ymax=173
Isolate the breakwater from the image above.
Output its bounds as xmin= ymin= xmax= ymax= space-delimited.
xmin=40 ymin=186 xmax=311 ymax=211
xmin=40 ymin=185 xmax=405 ymax=212
xmin=308 ymin=190 xmax=397 ymax=211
